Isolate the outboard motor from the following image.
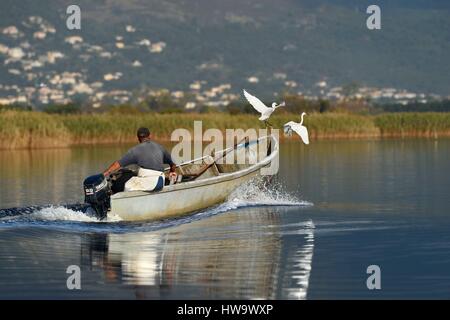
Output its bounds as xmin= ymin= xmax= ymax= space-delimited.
xmin=83 ymin=174 xmax=111 ymax=220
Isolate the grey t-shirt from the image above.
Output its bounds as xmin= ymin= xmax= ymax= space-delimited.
xmin=118 ymin=141 xmax=174 ymax=171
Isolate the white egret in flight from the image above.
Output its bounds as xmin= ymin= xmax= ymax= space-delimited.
xmin=243 ymin=89 xmax=285 ymax=127
xmin=284 ymin=112 xmax=309 ymax=145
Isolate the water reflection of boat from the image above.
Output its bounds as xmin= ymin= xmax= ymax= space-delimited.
xmin=81 ymin=210 xmax=281 ymax=298
xmin=80 ymin=208 xmax=315 ymax=299
xmin=281 ymin=220 xmax=315 ymax=299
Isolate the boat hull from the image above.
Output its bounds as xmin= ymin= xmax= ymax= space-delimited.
xmin=111 ymin=168 xmax=263 ymax=221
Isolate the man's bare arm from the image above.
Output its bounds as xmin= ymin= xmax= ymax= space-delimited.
xmin=103 ymin=161 xmax=121 ymax=177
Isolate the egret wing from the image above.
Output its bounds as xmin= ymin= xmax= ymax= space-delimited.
xmin=283 ymin=121 xmax=295 ymax=135
xmin=291 ymin=124 xmax=310 ymax=145
xmin=243 ymin=90 xmax=270 ymax=114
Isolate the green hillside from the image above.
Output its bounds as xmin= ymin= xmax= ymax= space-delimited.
xmin=0 ymin=0 xmax=449 ymax=101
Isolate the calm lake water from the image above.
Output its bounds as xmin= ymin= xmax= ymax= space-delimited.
xmin=0 ymin=139 xmax=450 ymax=299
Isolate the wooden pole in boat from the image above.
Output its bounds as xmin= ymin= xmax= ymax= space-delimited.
xmin=189 ymin=136 xmax=249 ymax=178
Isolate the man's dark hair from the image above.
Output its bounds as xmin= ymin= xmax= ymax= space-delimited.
xmin=137 ymin=127 xmax=150 ymax=138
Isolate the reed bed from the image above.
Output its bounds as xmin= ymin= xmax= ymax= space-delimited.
xmin=1 ymin=110 xmax=450 ymax=149
xmin=374 ymin=113 xmax=450 ymax=138
xmin=0 ymin=110 xmax=70 ymax=149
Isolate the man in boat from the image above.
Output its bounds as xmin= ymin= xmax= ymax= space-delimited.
xmin=103 ymin=127 xmax=177 ymax=193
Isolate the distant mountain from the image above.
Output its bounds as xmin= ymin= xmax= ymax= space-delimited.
xmin=0 ymin=0 xmax=449 ymax=106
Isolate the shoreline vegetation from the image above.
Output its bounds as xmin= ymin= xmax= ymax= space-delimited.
xmin=1 ymin=110 xmax=450 ymax=149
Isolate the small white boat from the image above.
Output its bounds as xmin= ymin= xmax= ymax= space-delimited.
xmin=83 ymin=135 xmax=279 ymax=221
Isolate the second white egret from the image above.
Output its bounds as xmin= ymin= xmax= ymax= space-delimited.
xmin=284 ymin=112 xmax=310 ymax=145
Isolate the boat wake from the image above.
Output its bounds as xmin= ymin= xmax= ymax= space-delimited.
xmin=228 ymin=177 xmax=309 ymax=207
xmin=0 ymin=205 xmax=120 ymax=224
xmin=0 ymin=177 xmax=311 ymax=232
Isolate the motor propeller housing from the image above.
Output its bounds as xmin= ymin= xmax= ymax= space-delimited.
xmin=83 ymin=174 xmax=111 ymax=220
